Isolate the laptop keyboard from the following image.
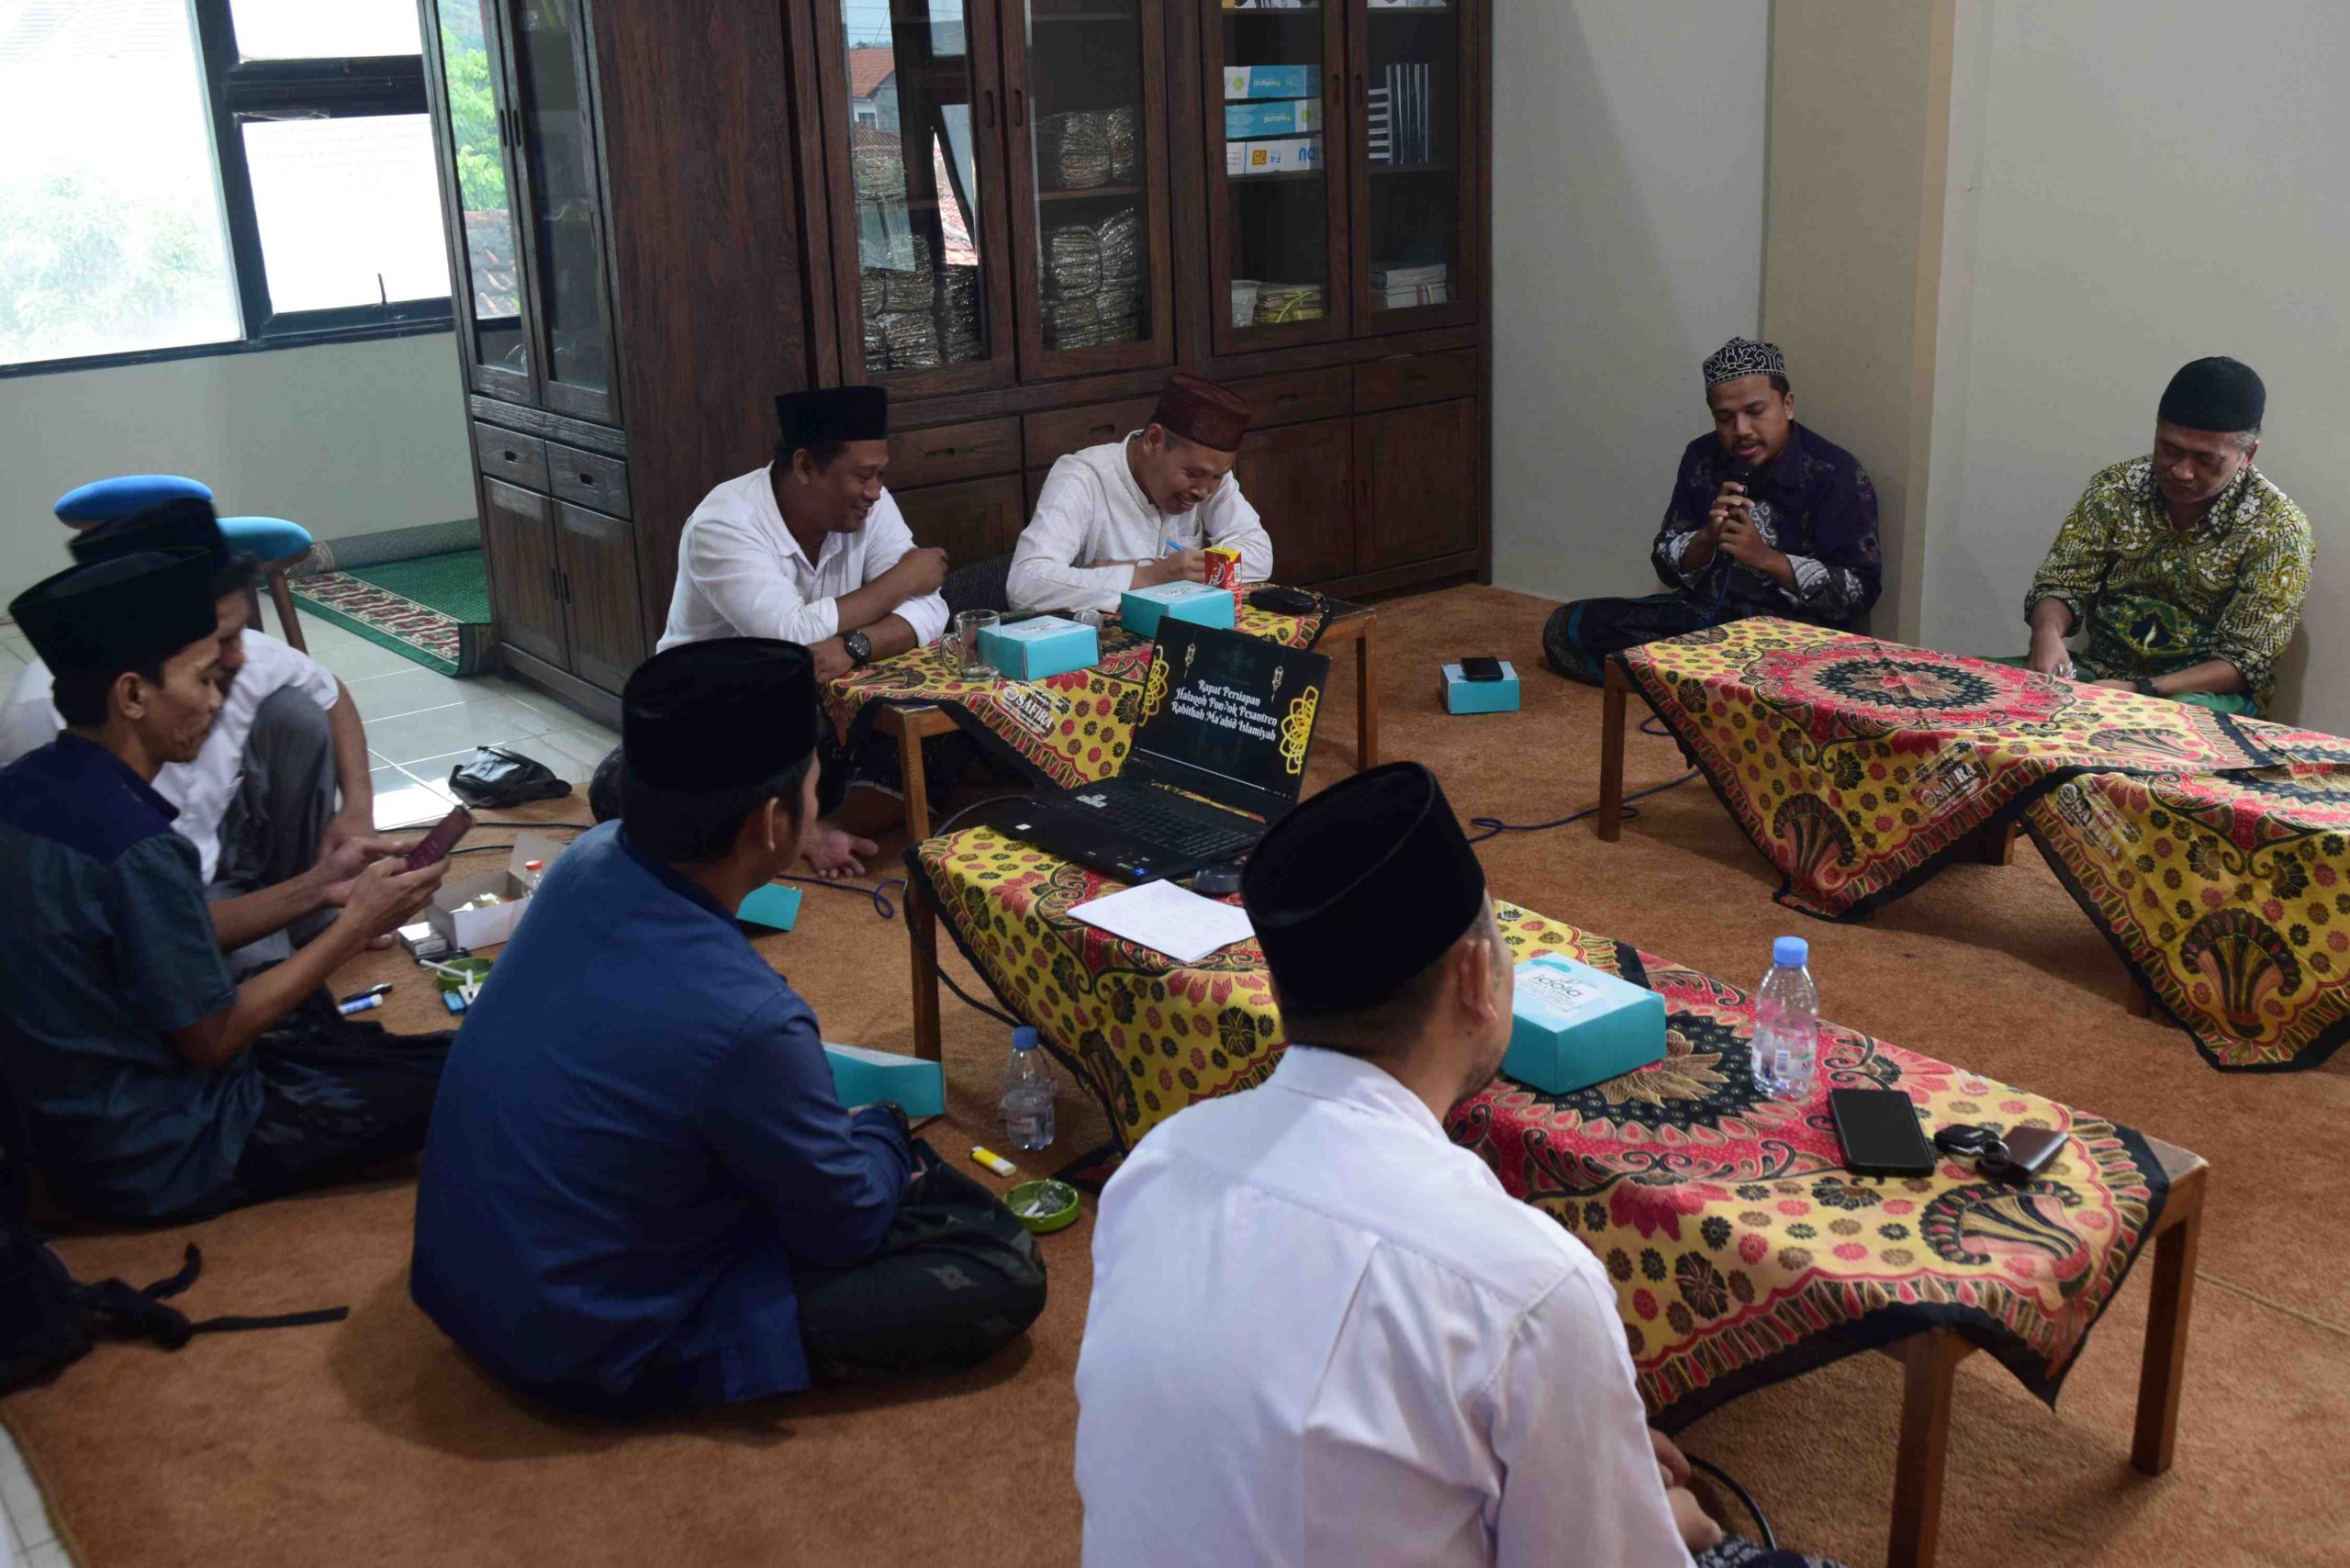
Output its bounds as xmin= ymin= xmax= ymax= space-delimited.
xmin=1080 ymin=782 xmax=1260 ymax=859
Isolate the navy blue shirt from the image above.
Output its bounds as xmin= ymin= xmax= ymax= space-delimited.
xmin=0 ymin=736 xmax=249 ymax=1219
xmin=1650 ymin=422 xmax=1883 ymax=627
xmin=409 ymin=822 xmax=913 ymax=1412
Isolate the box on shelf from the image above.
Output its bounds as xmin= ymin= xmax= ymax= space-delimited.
xmin=1225 ymin=97 xmax=1323 ymax=138
xmin=1223 ymin=65 xmax=1317 ymax=100
xmin=823 ymin=1043 xmax=946 ymax=1121
xmin=1120 ymin=580 xmax=1239 ymax=639
xmin=1440 ymin=660 xmax=1519 ymax=714
xmin=1226 ymin=136 xmax=1321 ymax=176
xmin=978 ymin=614 xmax=1101 ymax=680
xmin=425 ymin=831 xmax=570 ymax=951
xmin=1504 ymin=953 xmax=1668 ymax=1095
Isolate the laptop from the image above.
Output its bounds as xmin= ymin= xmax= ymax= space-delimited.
xmin=991 ymin=622 xmax=1331 ymax=882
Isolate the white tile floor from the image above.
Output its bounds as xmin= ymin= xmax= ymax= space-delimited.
xmin=0 ymin=606 xmax=619 ymax=1562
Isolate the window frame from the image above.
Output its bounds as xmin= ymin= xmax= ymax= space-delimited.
xmin=0 ymin=0 xmax=453 ymax=379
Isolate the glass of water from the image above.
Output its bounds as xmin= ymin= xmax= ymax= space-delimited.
xmin=945 ymin=610 xmax=1001 ymax=679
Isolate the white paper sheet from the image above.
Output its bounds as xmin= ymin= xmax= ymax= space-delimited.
xmin=1070 ymin=879 xmax=1256 ymax=965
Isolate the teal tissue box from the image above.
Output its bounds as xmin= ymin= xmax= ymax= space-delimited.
xmin=823 ymin=1044 xmax=946 ymax=1120
xmin=1441 ymin=661 xmax=1520 ymax=714
xmin=1503 ymin=954 xmax=1667 ymax=1094
xmin=1120 ymin=580 xmax=1238 ymax=639
xmin=735 ymin=883 xmax=802 ymax=931
xmin=979 ymin=614 xmax=1099 ymax=680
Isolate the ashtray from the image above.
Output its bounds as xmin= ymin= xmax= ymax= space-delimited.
xmin=1006 ymin=1178 xmax=1081 ymax=1235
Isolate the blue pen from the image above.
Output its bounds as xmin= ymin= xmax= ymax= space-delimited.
xmin=339 ymin=993 xmax=385 ymax=1016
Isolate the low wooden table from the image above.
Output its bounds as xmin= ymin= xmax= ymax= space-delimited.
xmin=903 ymin=846 xmax=2205 ymax=1568
xmin=879 ymin=606 xmax=1380 ymax=841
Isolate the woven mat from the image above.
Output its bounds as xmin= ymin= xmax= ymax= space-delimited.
xmin=290 ymin=549 xmax=492 ymax=677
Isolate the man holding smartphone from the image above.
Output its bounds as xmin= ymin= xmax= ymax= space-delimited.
xmin=1544 ymin=338 xmax=1884 ymax=684
xmin=0 ymin=553 xmax=453 ymax=1224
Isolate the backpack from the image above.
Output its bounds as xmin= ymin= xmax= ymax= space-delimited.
xmin=0 ymin=1070 xmax=348 ymax=1394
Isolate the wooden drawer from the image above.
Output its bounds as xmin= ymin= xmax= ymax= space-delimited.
xmin=1229 ymin=367 xmax=1351 ymax=430
xmin=546 ymin=442 xmax=631 ymax=520
xmin=1353 ymin=349 xmax=1481 ymax=414
xmin=474 ymin=421 xmax=549 ymax=491
xmin=887 ymin=417 xmax=1021 ymax=489
xmin=1023 ymin=397 xmax=1160 ymax=470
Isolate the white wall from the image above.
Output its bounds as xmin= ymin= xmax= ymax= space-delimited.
xmin=1920 ymin=0 xmax=2347 ymax=728
xmin=1489 ymin=2 xmax=1769 ymax=604
xmin=0 ymin=333 xmax=476 ymax=608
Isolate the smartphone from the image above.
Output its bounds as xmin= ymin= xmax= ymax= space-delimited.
xmin=1460 ymin=656 xmax=1505 ymax=682
xmin=1986 ymin=1125 xmax=2065 ymax=1182
xmin=404 ymin=806 xmax=475 ymax=872
xmin=1829 ymin=1088 xmax=1936 ymax=1177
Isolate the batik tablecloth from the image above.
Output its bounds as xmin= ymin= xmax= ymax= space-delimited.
xmin=911 ymin=827 xmax=2171 ymax=1424
xmin=1616 ymin=618 xmax=2348 ymax=1068
xmin=824 ymin=601 xmax=1326 ymax=789
xmin=2023 ymin=724 xmax=2350 ymax=1070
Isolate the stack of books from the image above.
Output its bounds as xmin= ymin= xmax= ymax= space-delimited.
xmin=1371 ymin=263 xmax=1448 ymax=309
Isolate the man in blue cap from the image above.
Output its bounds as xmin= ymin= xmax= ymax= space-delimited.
xmin=0 ymin=552 xmax=451 ymax=1222
xmin=410 ymin=638 xmax=1043 ymax=1415
xmin=0 ymin=497 xmax=398 ymax=969
xmin=2019 ymin=355 xmax=2311 ymax=714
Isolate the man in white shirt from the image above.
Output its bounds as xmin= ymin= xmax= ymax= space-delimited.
xmin=659 ymin=386 xmax=950 ymax=874
xmin=1009 ymin=372 xmax=1275 ymax=614
xmin=1077 ymin=762 xmax=1759 ymax=1568
xmin=1 ymin=499 xmax=403 ymax=970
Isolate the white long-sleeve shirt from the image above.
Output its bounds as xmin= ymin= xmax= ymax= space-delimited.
xmin=657 ymin=465 xmax=950 ymax=653
xmin=0 ymin=630 xmax=340 ymax=882
xmin=1007 ymin=434 xmax=1274 ymax=614
xmin=1075 ymin=1046 xmax=1694 ymax=1568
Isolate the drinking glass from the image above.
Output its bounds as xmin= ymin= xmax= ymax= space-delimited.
xmin=946 ymin=610 xmax=1001 ymax=679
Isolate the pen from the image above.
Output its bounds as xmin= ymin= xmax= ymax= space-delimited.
xmin=338 ymin=982 xmax=392 ymax=1006
xmin=339 ymin=993 xmax=386 ymax=1016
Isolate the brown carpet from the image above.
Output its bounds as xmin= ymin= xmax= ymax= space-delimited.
xmin=6 ymin=585 xmax=2345 ymax=1567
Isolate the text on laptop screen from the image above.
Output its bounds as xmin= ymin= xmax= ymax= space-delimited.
xmin=1132 ymin=624 xmax=1327 ymax=804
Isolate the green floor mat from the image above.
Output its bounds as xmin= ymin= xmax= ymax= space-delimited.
xmin=290 ymin=549 xmax=493 ymax=676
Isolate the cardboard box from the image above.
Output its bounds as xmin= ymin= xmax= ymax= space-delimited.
xmin=1503 ymin=954 xmax=1668 ymax=1095
xmin=978 ymin=614 xmax=1101 ymax=680
xmin=1226 ymin=97 xmax=1323 ymax=138
xmin=1225 ymin=136 xmax=1322 ymax=176
xmin=823 ymin=1043 xmax=946 ymax=1120
xmin=1441 ymin=660 xmax=1520 ymax=714
xmin=1223 ymin=64 xmax=1317 ymax=100
xmin=1120 ymin=580 xmax=1239 ymax=639
xmin=425 ymin=832 xmax=569 ymax=950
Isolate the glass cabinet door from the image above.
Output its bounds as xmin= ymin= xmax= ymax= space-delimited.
xmin=1203 ymin=1 xmax=1349 ymax=353
xmin=428 ymin=0 xmax=532 ymax=399
xmin=1001 ymin=0 xmax=1173 ymax=377
xmin=506 ymin=0 xmax=618 ymax=422
xmin=1348 ymin=0 xmax=1478 ymax=332
xmin=818 ymin=0 xmax=1017 ymax=396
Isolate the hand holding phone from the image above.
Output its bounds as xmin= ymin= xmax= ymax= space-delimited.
xmin=405 ymin=806 xmax=475 ymax=871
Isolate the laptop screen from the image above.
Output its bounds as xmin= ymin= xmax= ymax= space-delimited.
xmin=1127 ymin=622 xmax=1331 ymax=815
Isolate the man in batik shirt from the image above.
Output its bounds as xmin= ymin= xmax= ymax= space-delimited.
xmin=1545 ymin=338 xmax=1884 ymax=684
xmin=2022 ymin=356 xmax=2311 ymax=715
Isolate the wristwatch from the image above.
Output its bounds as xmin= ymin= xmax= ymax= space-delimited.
xmin=2132 ymin=676 xmax=2160 ymax=697
xmin=843 ymin=628 xmax=873 ymax=666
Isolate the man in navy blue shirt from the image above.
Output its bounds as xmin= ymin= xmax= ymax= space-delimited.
xmin=410 ymin=638 xmax=1043 ymax=1415
xmin=1545 ymin=337 xmax=1884 ymax=683
xmin=0 ymin=552 xmax=450 ymax=1221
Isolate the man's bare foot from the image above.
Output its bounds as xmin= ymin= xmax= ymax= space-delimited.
xmin=803 ymin=817 xmax=879 ymax=880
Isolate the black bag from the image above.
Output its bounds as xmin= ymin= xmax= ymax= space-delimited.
xmin=0 ymin=1073 xmax=349 ymax=1394
xmin=447 ymin=745 xmax=573 ymax=808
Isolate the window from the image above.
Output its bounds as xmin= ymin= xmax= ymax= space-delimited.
xmin=0 ymin=0 xmax=451 ymax=375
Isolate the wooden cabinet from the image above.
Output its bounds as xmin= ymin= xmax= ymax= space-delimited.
xmin=894 ymin=475 xmax=1028 ymax=565
xmin=479 ymin=478 xmax=565 ymax=667
xmin=1356 ymin=398 xmax=1480 ymax=574
xmin=1236 ymin=418 xmax=1354 ymax=584
xmin=421 ymin=0 xmax=1487 ymax=720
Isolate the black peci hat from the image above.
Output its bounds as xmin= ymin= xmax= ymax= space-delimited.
xmin=776 ymin=386 xmax=890 ymax=453
xmin=1242 ymin=761 xmax=1488 ymax=1017
xmin=9 ymin=550 xmax=219 ymax=683
xmin=621 ymin=638 xmax=819 ymax=791
xmin=2157 ymin=356 xmax=2265 ymax=434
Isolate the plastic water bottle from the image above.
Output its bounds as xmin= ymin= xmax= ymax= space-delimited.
xmin=1752 ymin=936 xmax=1819 ymax=1100
xmin=1002 ymin=1026 xmax=1056 ymax=1150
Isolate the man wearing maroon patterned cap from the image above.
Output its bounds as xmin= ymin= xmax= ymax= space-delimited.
xmin=1008 ymin=371 xmax=1276 ymax=614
